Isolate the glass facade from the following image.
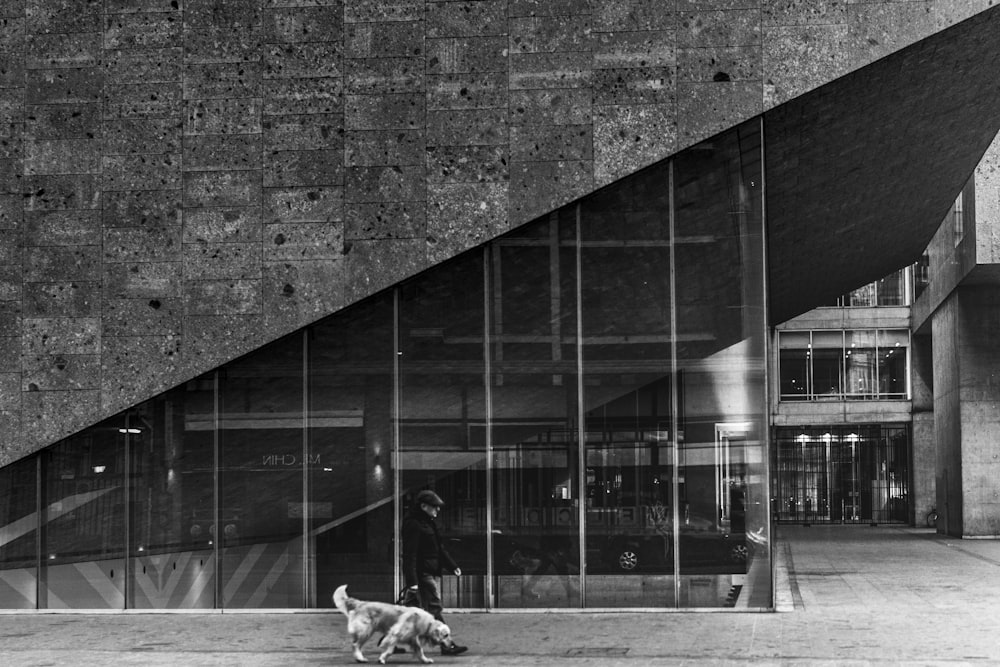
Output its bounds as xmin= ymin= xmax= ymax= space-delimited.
xmin=0 ymin=120 xmax=771 ymax=611
xmin=778 ymin=329 xmax=910 ymax=401
xmin=773 ymin=426 xmax=910 ymax=525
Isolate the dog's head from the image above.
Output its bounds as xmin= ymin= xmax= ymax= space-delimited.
xmin=429 ymin=621 xmax=451 ymax=646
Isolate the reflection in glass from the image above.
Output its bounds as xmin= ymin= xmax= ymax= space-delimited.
xmin=219 ymin=337 xmax=304 ymax=608
xmin=399 ymin=252 xmax=488 ymax=609
xmin=0 ymin=457 xmax=37 ymax=609
xmin=845 ymin=330 xmax=877 ymax=398
xmin=129 ymin=379 xmax=216 ymax=609
xmin=309 ymin=294 xmax=395 ymax=604
xmin=491 ymin=211 xmax=580 ymax=608
xmin=41 ymin=419 xmax=126 ymax=609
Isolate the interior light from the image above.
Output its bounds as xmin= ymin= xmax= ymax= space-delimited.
xmin=118 ymin=428 xmax=141 ymax=434
xmin=93 ymin=465 xmax=106 ymax=474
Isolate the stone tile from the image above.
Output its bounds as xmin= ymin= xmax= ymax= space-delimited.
xmin=593 ymin=103 xmax=678 ymax=186
xmin=184 ymin=98 xmax=263 ymax=136
xmin=509 ymin=88 xmax=592 ymax=126
xmin=427 ymin=72 xmax=508 ymax=110
xmin=262 ymin=258 xmax=346 ymax=337
xmin=427 ymin=181 xmax=507 ymax=263
xmin=25 ymin=0 xmax=101 ymax=34
xmin=425 ymin=0 xmax=508 ymax=38
xmin=23 ymin=281 xmax=100 ymax=318
xmin=182 ymin=206 xmax=262 ymax=244
xmin=103 ymin=296 xmax=183 ymax=337
xmin=592 ymin=0 xmax=678 ymax=31
xmin=0 ymin=193 xmax=20 ymax=229
xmin=0 ymin=265 xmax=18 ymax=301
xmin=0 ymin=302 xmax=20 ymax=336
xmin=184 ymin=62 xmax=263 ymax=100
xmin=26 ymin=68 xmax=102 ymax=105
xmin=345 ymin=20 xmax=423 ymax=58
xmin=103 ymin=189 xmax=182 ymax=228
xmin=0 ymin=89 xmax=24 ymax=125
xmin=345 ymin=1 xmax=423 ymax=23
xmin=100 ymin=335 xmax=183 ymax=414
xmin=0 ymin=16 xmax=25 ymax=52
xmin=104 ymin=261 xmax=183 ymax=299
xmin=509 ymin=52 xmax=593 ymax=90
xmin=845 ymin=2 xmax=936 ymax=69
xmin=102 ymin=47 xmax=183 ymax=85
xmin=675 ymin=80 xmax=762 ymax=147
xmin=510 ymin=124 xmax=592 ymax=162
xmin=22 ymin=353 xmax=100 ymax=391
xmin=265 ymin=42 xmax=342 ymax=79
xmin=426 ymin=144 xmax=508 ymax=184
xmin=264 ymin=184 xmax=344 ymax=223
xmin=184 ymin=278 xmax=262 ymax=315
xmin=183 ymin=0 xmax=263 ymax=64
xmin=103 ymin=118 xmax=181 ymax=156
xmin=0 ymin=372 xmax=18 ymax=411
xmin=427 ymin=108 xmax=507 ymax=146
xmin=183 ymin=170 xmax=263 ymax=208
xmin=183 ymin=241 xmax=262 ymax=279
xmin=104 ymin=82 xmax=183 ymax=118
xmin=510 ymin=14 xmax=594 ymax=54
xmin=763 ymin=24 xmax=850 ymax=108
xmin=346 ymin=57 xmax=424 ymax=95
xmin=22 ymin=317 xmax=100 ymax=356
xmin=102 ymin=153 xmax=182 ymax=191
xmin=21 ymin=390 xmax=100 ymax=450
xmin=25 ymin=32 xmax=101 ymax=69
xmin=23 ymin=174 xmax=101 ymax=210
xmin=263 ymin=221 xmax=344 ymax=260
xmin=593 ymin=30 xmax=676 ymax=69
xmin=183 ymin=313 xmax=265 ymax=370
xmin=677 ymin=45 xmax=762 ymax=82
xmin=592 ymin=66 xmax=675 ymax=105
xmin=345 ymin=165 xmax=424 ymax=203
xmin=0 ymin=158 xmax=23 ymax=194
xmin=0 ymin=229 xmax=20 ymax=263
xmin=345 ymin=93 xmax=424 ymax=130
xmin=343 ymin=237 xmax=426 ymax=302
xmin=103 ymin=226 xmax=182 ymax=263
xmin=509 ymin=0 xmax=594 ymax=17
xmin=762 ymin=0 xmax=849 ymax=26
xmin=105 ymin=0 xmax=183 ymax=12
xmin=23 ymin=245 xmax=101 ymax=282
xmin=23 ymin=209 xmax=101 ymax=246
xmin=677 ymin=9 xmax=761 ymax=47
xmin=0 ymin=337 xmax=17 ymax=372
xmin=426 ymin=36 xmax=508 ymax=74
xmin=183 ymin=134 xmax=262 ymax=172
xmin=346 ymin=129 xmax=425 ymax=168
xmin=263 ymin=77 xmax=343 ymax=115
xmin=0 ymin=134 xmax=19 ymax=160
xmin=509 ymin=159 xmax=593 ymax=223
xmin=264 ymin=149 xmax=344 ymax=187
xmin=27 ymin=102 xmax=97 ymax=140
xmin=345 ymin=200 xmax=425 ymax=240
xmin=104 ymin=11 xmax=180 ymax=49
xmin=264 ymin=6 xmax=343 ymax=43
xmin=263 ymin=113 xmax=343 ymax=151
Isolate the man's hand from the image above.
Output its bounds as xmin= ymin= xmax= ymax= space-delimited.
xmin=453 ymin=568 xmax=462 ymax=577
xmin=409 ymin=585 xmax=419 ymax=590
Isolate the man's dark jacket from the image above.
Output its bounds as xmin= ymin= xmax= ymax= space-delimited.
xmin=402 ymin=506 xmax=458 ymax=587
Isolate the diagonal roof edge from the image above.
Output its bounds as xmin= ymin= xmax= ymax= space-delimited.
xmin=763 ymin=5 xmax=1000 ymax=325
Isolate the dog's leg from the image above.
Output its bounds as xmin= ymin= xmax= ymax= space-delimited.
xmin=351 ymin=635 xmax=368 ymax=663
xmin=376 ymin=635 xmax=398 ymax=665
xmin=412 ymin=639 xmax=434 ymax=664
xmin=350 ymin=619 xmax=373 ymax=663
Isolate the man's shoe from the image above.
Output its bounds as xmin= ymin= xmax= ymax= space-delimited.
xmin=441 ymin=643 xmax=468 ymax=656
xmin=393 ymin=647 xmax=406 ymax=654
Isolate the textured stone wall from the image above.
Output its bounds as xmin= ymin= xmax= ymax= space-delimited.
xmin=0 ymin=0 xmax=993 ymax=464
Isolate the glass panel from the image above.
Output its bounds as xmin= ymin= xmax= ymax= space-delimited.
xmin=578 ymin=162 xmax=675 ymax=608
xmin=219 ymin=336 xmax=304 ymax=608
xmin=811 ymin=331 xmax=843 ymax=399
xmin=876 ymin=269 xmax=906 ymax=306
xmin=309 ymin=294 xmax=395 ymax=605
xmin=845 ymin=330 xmax=877 ymax=399
xmin=673 ymin=120 xmax=768 ymax=608
xmin=848 ymin=283 xmax=876 ymax=307
xmin=878 ymin=330 xmax=908 ymax=398
xmin=490 ymin=211 xmax=580 ymax=609
xmin=128 ymin=377 xmax=216 ymax=609
xmin=40 ymin=418 xmax=126 ymax=609
xmin=778 ymin=332 xmax=810 ymax=400
xmin=399 ymin=252 xmax=488 ymax=609
xmin=0 ymin=456 xmax=37 ymax=609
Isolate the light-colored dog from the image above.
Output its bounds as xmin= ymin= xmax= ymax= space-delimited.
xmin=333 ymin=584 xmax=452 ymax=664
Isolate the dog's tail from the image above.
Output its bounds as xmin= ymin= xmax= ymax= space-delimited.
xmin=333 ymin=584 xmax=358 ymax=616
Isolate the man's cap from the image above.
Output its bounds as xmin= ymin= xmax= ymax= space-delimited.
xmin=416 ymin=489 xmax=445 ymax=507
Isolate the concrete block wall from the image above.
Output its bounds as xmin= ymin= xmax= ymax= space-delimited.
xmin=0 ymin=0 xmax=993 ymax=465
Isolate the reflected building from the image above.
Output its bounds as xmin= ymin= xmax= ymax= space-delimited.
xmin=3 ymin=5 xmax=1000 ymax=613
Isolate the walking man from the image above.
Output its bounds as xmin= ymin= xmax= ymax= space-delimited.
xmin=402 ymin=489 xmax=469 ymax=656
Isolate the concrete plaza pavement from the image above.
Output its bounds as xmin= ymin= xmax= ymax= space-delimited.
xmin=1 ymin=525 xmax=999 ymax=665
